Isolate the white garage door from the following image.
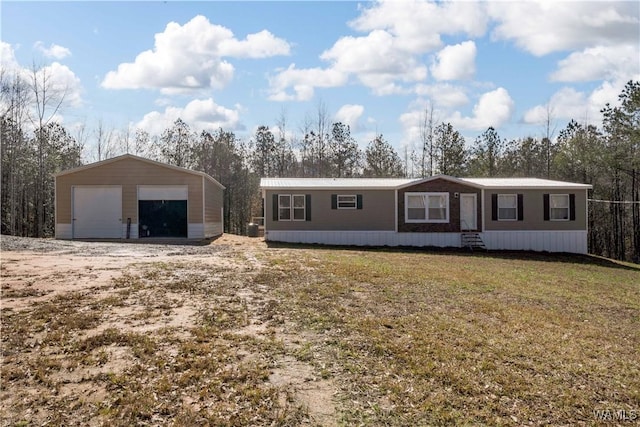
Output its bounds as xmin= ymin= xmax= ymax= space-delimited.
xmin=73 ymin=186 xmax=122 ymax=238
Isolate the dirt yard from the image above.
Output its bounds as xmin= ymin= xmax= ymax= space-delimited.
xmin=2 ymin=235 xmax=639 ymax=426
xmin=1 ymin=235 xmax=337 ymax=426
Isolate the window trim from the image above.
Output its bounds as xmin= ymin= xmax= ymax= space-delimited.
xmin=337 ymin=194 xmax=357 ymax=210
xmin=549 ymin=193 xmax=570 ymax=221
xmin=278 ymin=194 xmax=291 ymax=221
xmin=292 ymin=194 xmax=306 ymax=221
xmin=277 ymin=194 xmax=307 ymax=221
xmin=497 ymin=194 xmax=518 ymax=221
xmin=404 ymin=192 xmax=450 ymax=223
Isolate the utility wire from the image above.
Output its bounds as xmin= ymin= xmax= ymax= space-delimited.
xmin=588 ymin=199 xmax=640 ymax=204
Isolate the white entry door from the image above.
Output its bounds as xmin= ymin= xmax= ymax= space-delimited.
xmin=73 ymin=186 xmax=122 ymax=238
xmin=460 ymin=193 xmax=477 ymax=230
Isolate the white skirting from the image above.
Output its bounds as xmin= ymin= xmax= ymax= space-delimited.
xmin=265 ymin=230 xmax=460 ymax=248
xmin=265 ymin=230 xmax=588 ymax=254
xmin=482 ymin=230 xmax=587 ymax=254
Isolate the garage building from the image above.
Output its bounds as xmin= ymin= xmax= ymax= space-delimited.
xmin=55 ymin=154 xmax=224 ymax=240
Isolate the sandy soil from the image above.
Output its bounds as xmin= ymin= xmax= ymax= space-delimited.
xmin=0 ymin=234 xmax=337 ymax=426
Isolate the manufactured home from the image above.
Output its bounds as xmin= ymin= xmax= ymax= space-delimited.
xmin=260 ymin=175 xmax=592 ymax=254
xmin=55 ymin=154 xmax=224 ymax=240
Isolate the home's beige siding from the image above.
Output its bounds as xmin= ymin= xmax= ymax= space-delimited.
xmin=56 ymin=157 xmax=204 ymax=225
xmin=484 ymin=189 xmax=587 ymax=231
xmin=264 ymin=189 xmax=395 ymax=231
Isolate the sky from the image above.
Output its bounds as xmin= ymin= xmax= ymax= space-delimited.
xmin=1 ymin=0 xmax=639 ymax=158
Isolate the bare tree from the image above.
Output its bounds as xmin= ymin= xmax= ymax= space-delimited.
xmin=542 ymin=102 xmax=557 ymax=178
xmin=134 ymin=128 xmax=151 ymax=157
xmin=118 ymin=123 xmax=134 ymax=155
xmin=418 ymin=101 xmax=436 ymax=177
xmin=94 ymin=120 xmax=115 ymax=161
xmin=28 ymin=63 xmax=69 ymax=236
xmin=1 ymin=70 xmax=31 ymax=235
xmin=299 ymin=100 xmax=331 ymax=177
xmin=274 ymin=108 xmax=297 ymax=177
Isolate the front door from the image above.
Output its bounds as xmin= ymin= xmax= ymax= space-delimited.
xmin=460 ymin=193 xmax=477 ymax=230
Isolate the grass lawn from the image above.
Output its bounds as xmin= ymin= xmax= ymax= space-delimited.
xmin=2 ymin=240 xmax=639 ymax=426
xmin=265 ymin=248 xmax=640 ymax=425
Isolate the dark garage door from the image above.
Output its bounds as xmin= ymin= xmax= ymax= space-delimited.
xmin=138 ymin=200 xmax=187 ymax=238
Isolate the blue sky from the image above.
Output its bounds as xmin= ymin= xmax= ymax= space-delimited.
xmin=1 ymin=1 xmax=639 ymax=159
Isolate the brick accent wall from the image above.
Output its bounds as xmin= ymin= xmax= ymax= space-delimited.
xmin=397 ymin=178 xmax=482 ymax=232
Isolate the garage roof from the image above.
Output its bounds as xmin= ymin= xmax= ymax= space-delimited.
xmin=55 ymin=154 xmax=225 ymax=189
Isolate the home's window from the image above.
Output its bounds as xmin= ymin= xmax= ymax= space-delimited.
xmin=278 ymin=195 xmax=291 ymax=220
xmin=278 ymin=194 xmax=307 ymax=221
xmin=407 ymin=194 xmax=426 ymax=220
xmin=292 ymin=195 xmax=306 ymax=220
xmin=550 ymin=194 xmax=569 ymax=220
xmin=498 ymin=194 xmax=517 ymax=220
xmin=337 ymin=195 xmax=357 ymax=209
xmin=428 ymin=194 xmax=447 ymax=220
xmin=405 ymin=192 xmax=449 ymax=223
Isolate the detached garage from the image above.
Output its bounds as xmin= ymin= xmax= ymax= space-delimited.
xmin=54 ymin=154 xmax=225 ymax=240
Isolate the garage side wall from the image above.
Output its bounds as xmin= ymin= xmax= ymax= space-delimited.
xmin=203 ymin=178 xmax=224 ymax=238
xmin=55 ymin=157 xmax=205 ymax=239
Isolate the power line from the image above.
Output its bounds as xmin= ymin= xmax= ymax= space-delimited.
xmin=588 ymin=198 xmax=640 ymax=205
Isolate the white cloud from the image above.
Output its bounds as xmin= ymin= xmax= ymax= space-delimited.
xmin=0 ymin=41 xmax=20 ymax=71
xmin=40 ymin=62 xmax=84 ymax=108
xmin=449 ymin=87 xmax=514 ymax=131
xmin=489 ymin=1 xmax=639 ymax=56
xmin=268 ymin=1 xmax=488 ymax=101
xmin=1 ymin=42 xmax=83 ymax=109
xmin=398 ymin=99 xmax=446 ymax=151
xmin=399 ymin=109 xmax=426 ymax=150
xmin=102 ymin=15 xmax=290 ymax=92
xmin=414 ymin=83 xmax=469 ymax=108
xmin=135 ymin=98 xmax=242 ymax=135
xmin=551 ymin=44 xmax=640 ymax=82
xmin=34 ymin=41 xmax=71 ymax=59
xmin=431 ymin=41 xmax=476 ymax=81
xmin=0 ymin=42 xmax=84 ymax=128
xmin=154 ymin=97 xmax=173 ymax=107
xmin=335 ymin=104 xmax=364 ymax=131
xmin=219 ymin=29 xmax=290 ymax=58
xmin=320 ymin=30 xmax=428 ymax=90
xmin=523 ymin=82 xmax=624 ymax=126
xmin=350 ymin=0 xmax=488 ymax=53
xmin=268 ymin=64 xmax=347 ymax=101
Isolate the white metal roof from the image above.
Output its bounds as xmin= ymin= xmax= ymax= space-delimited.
xmin=260 ymin=176 xmax=592 ymax=190
xmin=260 ymin=177 xmax=415 ymax=189
xmin=458 ymin=177 xmax=592 ymax=189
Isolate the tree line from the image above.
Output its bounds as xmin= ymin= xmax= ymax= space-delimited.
xmin=1 ymin=68 xmax=637 ymax=262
